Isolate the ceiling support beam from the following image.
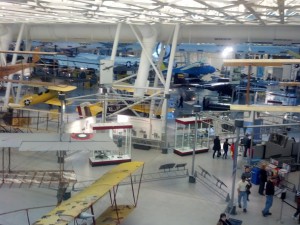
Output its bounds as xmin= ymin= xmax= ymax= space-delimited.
xmin=277 ymin=0 xmax=285 ymax=24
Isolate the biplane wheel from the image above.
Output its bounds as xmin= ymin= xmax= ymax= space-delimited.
xmin=24 ymin=99 xmax=31 ymax=106
xmin=96 ymin=112 xmax=102 ymax=118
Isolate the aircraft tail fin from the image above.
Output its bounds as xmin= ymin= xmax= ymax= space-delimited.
xmin=160 ymin=62 xmax=167 ymax=71
xmin=32 ymin=47 xmax=41 ymax=63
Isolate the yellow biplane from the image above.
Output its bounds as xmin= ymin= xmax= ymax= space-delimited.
xmin=223 ymin=58 xmax=300 ymax=106
xmin=33 ymin=161 xmax=144 ymax=225
xmin=77 ymin=82 xmax=174 ymax=118
xmin=1 ymin=79 xmax=77 ymax=107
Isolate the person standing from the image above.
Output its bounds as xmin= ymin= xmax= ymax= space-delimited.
xmin=230 ymin=142 xmax=235 ymax=160
xmin=293 ymin=192 xmax=300 ymax=222
xmin=242 ymin=134 xmax=249 ymax=157
xmin=178 ymin=95 xmax=184 ymax=108
xmin=258 ymin=164 xmax=268 ymax=195
xmin=237 ymin=175 xmax=248 ymax=212
xmin=262 ymin=176 xmax=275 ymax=217
xmin=222 ymin=138 xmax=231 ymax=159
xmin=213 ymin=136 xmax=221 ymax=158
xmin=217 ymin=213 xmax=232 ymax=225
xmin=241 ymin=166 xmax=252 ymax=201
xmin=245 ymin=136 xmax=251 ymax=157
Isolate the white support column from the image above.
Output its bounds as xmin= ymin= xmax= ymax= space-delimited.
xmin=161 ymin=24 xmax=180 ymax=134
xmin=4 ymin=24 xmax=25 ymax=107
xmin=110 ymin=23 xmax=122 ymax=62
xmin=129 ymin=24 xmax=162 ymax=97
xmin=16 ymin=26 xmax=30 ymax=103
xmin=149 ymin=42 xmax=166 ymax=117
xmin=0 ymin=24 xmax=13 ymax=66
xmin=164 ymin=24 xmax=180 ymax=98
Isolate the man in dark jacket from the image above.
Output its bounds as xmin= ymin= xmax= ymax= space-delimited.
xmin=258 ymin=164 xmax=268 ymax=195
xmin=242 ymin=134 xmax=249 ymax=157
xmin=222 ymin=138 xmax=231 ymax=159
xmin=213 ymin=136 xmax=221 ymax=158
xmin=293 ymin=192 xmax=300 ymax=222
xmin=262 ymin=176 xmax=275 ymax=217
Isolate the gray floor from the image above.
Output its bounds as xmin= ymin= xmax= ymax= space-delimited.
xmin=0 ymin=144 xmax=298 ymax=225
xmin=0 ymin=86 xmax=299 ymax=225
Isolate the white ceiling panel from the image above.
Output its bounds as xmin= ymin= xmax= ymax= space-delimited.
xmin=0 ymin=0 xmax=299 ymax=25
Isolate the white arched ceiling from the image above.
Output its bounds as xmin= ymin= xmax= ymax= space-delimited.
xmin=1 ymin=0 xmax=300 ymax=26
xmin=5 ymin=24 xmax=300 ymax=45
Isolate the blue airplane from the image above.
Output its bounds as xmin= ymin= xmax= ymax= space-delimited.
xmin=171 ymin=62 xmax=216 ymax=78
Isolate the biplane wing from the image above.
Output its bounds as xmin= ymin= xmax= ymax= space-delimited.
xmin=223 ymin=58 xmax=300 ymax=105
xmin=77 ymin=82 xmax=172 ymax=118
xmin=279 ymin=81 xmax=300 ymax=87
xmin=0 ymin=48 xmax=57 ymax=78
xmin=33 ymin=161 xmax=144 ymax=225
xmin=223 ymin=59 xmax=300 ymax=67
xmin=0 ymin=133 xmax=119 ymax=151
xmin=112 ymin=82 xmax=163 ymax=96
xmin=0 ymin=79 xmax=77 ymax=91
xmin=230 ymin=104 xmax=300 ymax=113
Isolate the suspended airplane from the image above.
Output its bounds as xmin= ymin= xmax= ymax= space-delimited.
xmin=76 ymin=82 xmax=174 ymax=119
xmin=40 ymin=53 xmax=140 ymax=71
xmin=170 ymin=62 xmax=216 ymax=78
xmin=1 ymin=79 xmax=77 ymax=108
xmin=33 ymin=161 xmax=144 ymax=225
xmin=0 ymin=48 xmax=58 ymax=78
xmin=223 ymin=58 xmax=300 ymax=104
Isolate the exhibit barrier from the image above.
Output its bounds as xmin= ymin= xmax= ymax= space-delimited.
xmin=195 ymin=165 xmax=230 ymax=202
xmin=0 ymin=107 xmax=75 ymax=133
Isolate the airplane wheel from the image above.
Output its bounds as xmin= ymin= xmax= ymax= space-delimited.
xmin=24 ymin=99 xmax=31 ymax=106
xmin=96 ymin=112 xmax=102 ymax=118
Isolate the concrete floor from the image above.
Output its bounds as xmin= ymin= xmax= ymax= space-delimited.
xmin=0 ymin=86 xmax=299 ymax=225
xmin=0 ymin=144 xmax=298 ymax=225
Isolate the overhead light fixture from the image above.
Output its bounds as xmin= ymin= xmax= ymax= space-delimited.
xmin=222 ymin=47 xmax=233 ymax=58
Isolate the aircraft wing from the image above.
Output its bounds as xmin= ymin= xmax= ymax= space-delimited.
xmin=33 ymin=161 xmax=144 ymax=225
xmin=113 ymin=82 xmax=163 ymax=96
xmin=223 ymin=59 xmax=300 ymax=67
xmin=112 ymin=82 xmax=135 ymax=92
xmin=279 ymin=82 xmax=300 ymax=87
xmin=0 ymin=133 xmax=119 ymax=151
xmin=0 ymin=79 xmax=77 ymax=92
xmin=47 ymin=85 xmax=77 ymax=92
xmin=230 ymin=104 xmax=300 ymax=112
xmin=44 ymin=98 xmax=73 ymax=106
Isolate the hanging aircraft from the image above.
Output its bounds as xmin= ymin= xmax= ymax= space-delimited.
xmin=0 ymin=48 xmax=58 ymax=78
xmin=33 ymin=161 xmax=144 ymax=225
xmin=1 ymin=79 xmax=77 ymax=108
xmin=223 ymin=58 xmax=300 ymax=105
xmin=40 ymin=52 xmax=140 ymax=72
xmin=76 ymin=82 xmax=174 ymax=119
xmin=168 ymin=62 xmax=217 ymax=78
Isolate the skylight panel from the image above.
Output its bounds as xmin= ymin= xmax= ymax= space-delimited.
xmin=171 ymin=0 xmax=204 ymax=8
xmin=160 ymin=5 xmax=187 ymax=15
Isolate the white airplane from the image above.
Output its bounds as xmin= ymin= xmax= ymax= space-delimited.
xmin=40 ymin=53 xmax=140 ymax=71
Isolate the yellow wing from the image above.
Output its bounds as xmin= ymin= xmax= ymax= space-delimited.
xmin=113 ymin=82 xmax=163 ymax=96
xmin=45 ymin=98 xmax=73 ymax=106
xmin=33 ymin=161 xmax=144 ymax=225
xmin=230 ymin=104 xmax=300 ymax=112
xmin=279 ymin=82 xmax=300 ymax=87
xmin=223 ymin=59 xmax=300 ymax=67
xmin=0 ymin=79 xmax=77 ymax=92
